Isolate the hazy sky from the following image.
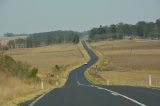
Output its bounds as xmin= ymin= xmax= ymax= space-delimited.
xmin=0 ymin=0 xmax=160 ymax=35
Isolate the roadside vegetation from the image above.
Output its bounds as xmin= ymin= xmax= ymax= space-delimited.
xmin=0 ymin=54 xmax=41 ymax=105
xmin=0 ymin=54 xmax=38 ymax=78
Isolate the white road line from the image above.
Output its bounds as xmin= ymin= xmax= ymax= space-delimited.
xmin=77 ymin=80 xmax=80 ymax=85
xmin=111 ymin=92 xmax=119 ymax=96
xmin=93 ymin=85 xmax=147 ymax=106
xmin=77 ymin=80 xmax=147 ymax=106
xmin=150 ymin=87 xmax=160 ymax=91
xmin=29 ymin=89 xmax=53 ymax=106
xmin=77 ymin=81 xmax=90 ymax=87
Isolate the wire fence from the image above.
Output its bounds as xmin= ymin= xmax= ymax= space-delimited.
xmin=101 ymin=76 xmax=160 ymax=88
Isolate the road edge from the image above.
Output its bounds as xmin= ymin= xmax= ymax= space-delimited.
xmin=27 ymin=40 xmax=90 ymax=106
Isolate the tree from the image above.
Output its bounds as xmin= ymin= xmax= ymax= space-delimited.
xmin=156 ymin=18 xmax=160 ymax=28
xmin=55 ymin=64 xmax=60 ymax=71
xmin=98 ymin=25 xmax=106 ymax=34
xmin=109 ymin=24 xmax=116 ymax=33
xmin=4 ymin=33 xmax=15 ymax=37
xmin=136 ymin=21 xmax=148 ymax=37
xmin=30 ymin=67 xmax=38 ymax=78
xmin=72 ymin=34 xmax=79 ymax=43
xmin=156 ymin=18 xmax=160 ymax=35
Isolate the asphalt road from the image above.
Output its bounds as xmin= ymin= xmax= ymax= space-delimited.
xmin=29 ymin=41 xmax=160 ymax=106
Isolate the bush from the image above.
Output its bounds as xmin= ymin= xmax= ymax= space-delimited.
xmin=0 ymin=55 xmax=38 ymax=78
xmin=29 ymin=67 xmax=38 ymax=78
xmin=0 ymin=55 xmax=16 ymax=71
xmin=55 ymin=64 xmax=60 ymax=71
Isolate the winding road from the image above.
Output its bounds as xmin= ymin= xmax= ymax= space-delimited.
xmin=28 ymin=41 xmax=160 ymax=106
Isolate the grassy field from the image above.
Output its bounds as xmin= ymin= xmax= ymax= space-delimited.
xmin=89 ymin=39 xmax=160 ymax=87
xmin=0 ymin=43 xmax=85 ymax=105
xmin=5 ymin=44 xmax=83 ymax=76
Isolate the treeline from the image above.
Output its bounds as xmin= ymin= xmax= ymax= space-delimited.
xmin=4 ymin=31 xmax=80 ymax=49
xmin=4 ymin=33 xmax=28 ymax=37
xmin=89 ymin=18 xmax=160 ymax=41
xmin=27 ymin=30 xmax=79 ymax=47
xmin=0 ymin=54 xmax=38 ymax=78
xmin=7 ymin=39 xmax=27 ymax=49
xmin=0 ymin=38 xmax=27 ymax=50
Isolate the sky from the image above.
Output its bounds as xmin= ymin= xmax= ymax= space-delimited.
xmin=0 ymin=0 xmax=160 ymax=35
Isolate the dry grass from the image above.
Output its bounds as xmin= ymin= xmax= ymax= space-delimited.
xmin=90 ymin=39 xmax=160 ymax=87
xmin=0 ymin=71 xmax=42 ymax=106
xmin=5 ymin=44 xmax=83 ymax=76
xmin=99 ymin=70 xmax=160 ymax=87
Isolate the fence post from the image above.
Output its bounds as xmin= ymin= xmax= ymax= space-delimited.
xmin=56 ymin=81 xmax=59 ymax=86
xmin=107 ymin=80 xmax=110 ymax=85
xmin=149 ymin=75 xmax=152 ymax=87
xmin=41 ymin=79 xmax=44 ymax=89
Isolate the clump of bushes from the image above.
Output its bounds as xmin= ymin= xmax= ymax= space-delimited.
xmin=0 ymin=55 xmax=38 ymax=78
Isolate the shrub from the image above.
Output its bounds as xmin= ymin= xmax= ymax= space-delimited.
xmin=29 ymin=67 xmax=38 ymax=78
xmin=0 ymin=55 xmax=38 ymax=78
xmin=55 ymin=64 xmax=60 ymax=71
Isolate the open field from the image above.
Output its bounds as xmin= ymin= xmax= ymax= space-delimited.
xmin=90 ymin=39 xmax=160 ymax=87
xmin=5 ymin=44 xmax=83 ymax=76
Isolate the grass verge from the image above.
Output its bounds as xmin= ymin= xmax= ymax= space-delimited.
xmin=84 ymin=42 xmax=108 ymax=85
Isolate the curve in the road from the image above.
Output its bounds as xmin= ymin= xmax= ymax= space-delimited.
xmin=28 ymin=41 xmax=160 ymax=106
